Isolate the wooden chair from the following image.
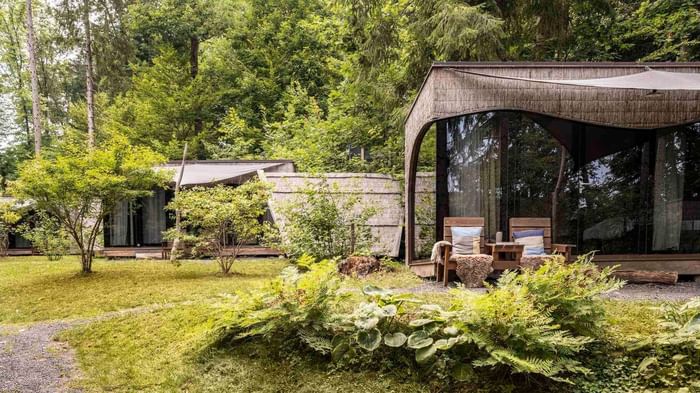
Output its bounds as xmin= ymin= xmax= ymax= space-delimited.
xmin=508 ymin=217 xmax=575 ymax=266
xmin=438 ymin=217 xmax=489 ymax=286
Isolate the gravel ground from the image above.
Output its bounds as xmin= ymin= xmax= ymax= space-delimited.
xmin=0 ymin=322 xmax=80 ymax=393
xmin=0 ymin=304 xmax=175 ymax=393
xmin=399 ymin=279 xmax=700 ymax=301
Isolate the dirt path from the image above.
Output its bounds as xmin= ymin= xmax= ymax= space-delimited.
xmin=0 ymin=304 xmax=175 ymax=393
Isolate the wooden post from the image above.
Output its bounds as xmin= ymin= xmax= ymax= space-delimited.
xmin=170 ymin=143 xmax=188 ymax=264
xmin=551 ymin=147 xmax=567 ymax=243
xmin=350 ymin=223 xmax=355 ymax=255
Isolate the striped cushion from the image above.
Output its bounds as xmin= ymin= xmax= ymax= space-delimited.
xmin=451 ymin=227 xmax=482 ymax=255
xmin=512 ymin=229 xmax=546 ymax=255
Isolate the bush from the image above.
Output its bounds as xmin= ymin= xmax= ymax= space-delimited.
xmin=627 ymin=298 xmax=700 ymax=391
xmin=17 ymin=212 xmax=72 ymax=260
xmin=0 ymin=201 xmax=21 ymax=256
xmin=215 ymin=255 xmax=622 ymax=386
xmin=165 ymin=181 xmax=270 ymax=274
xmin=274 ymin=178 xmax=377 ymax=260
xmin=498 ymin=253 xmax=623 ymax=337
xmin=211 ymin=259 xmax=344 ymax=355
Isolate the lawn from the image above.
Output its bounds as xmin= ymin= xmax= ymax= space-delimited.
xmin=0 ymin=255 xmax=425 ymax=392
xmin=58 ymin=304 xmax=429 ymax=392
xmin=0 ymin=255 xmax=671 ymax=393
xmin=0 ymin=256 xmax=289 ymax=323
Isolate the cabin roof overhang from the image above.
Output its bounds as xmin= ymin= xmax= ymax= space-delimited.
xmin=158 ymin=160 xmax=295 ymax=187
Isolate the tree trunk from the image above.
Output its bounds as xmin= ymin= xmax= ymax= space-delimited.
xmin=25 ymin=0 xmax=41 ymax=156
xmin=170 ymin=143 xmax=188 ymax=264
xmin=83 ymin=0 xmax=95 ymax=148
xmin=190 ymin=36 xmax=202 ymax=136
xmin=81 ymin=251 xmax=92 ymax=273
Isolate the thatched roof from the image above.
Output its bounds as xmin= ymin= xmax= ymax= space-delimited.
xmin=159 ymin=160 xmax=294 ymax=186
xmin=260 ymin=172 xmax=404 ymax=257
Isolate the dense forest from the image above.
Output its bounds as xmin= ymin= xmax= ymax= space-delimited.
xmin=0 ymin=0 xmax=698 ymax=188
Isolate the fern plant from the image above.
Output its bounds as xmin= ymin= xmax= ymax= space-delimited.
xmin=499 ymin=253 xmax=624 ymax=337
xmin=628 ymin=298 xmax=700 ymax=390
xmin=212 ymin=258 xmax=345 ymax=356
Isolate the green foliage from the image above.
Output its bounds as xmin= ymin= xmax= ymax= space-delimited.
xmin=274 ymin=178 xmax=377 ymax=260
xmin=0 ymin=200 xmax=21 ymax=255
xmin=165 ymin=180 xmax=270 ymax=274
xmin=628 ymin=298 xmax=700 ymax=391
xmin=9 ymin=135 xmax=169 ymax=272
xmin=499 ymin=253 xmax=624 ymax=336
xmin=17 ymin=211 xmax=71 ymax=260
xmin=211 ymin=259 xmax=344 ymax=356
xmin=218 ymin=255 xmax=623 ymax=386
xmin=2 ymin=0 xmax=700 ymax=178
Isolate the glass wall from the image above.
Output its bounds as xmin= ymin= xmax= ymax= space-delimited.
xmin=437 ymin=111 xmax=700 ymax=255
xmin=104 ymin=189 xmax=171 ymax=247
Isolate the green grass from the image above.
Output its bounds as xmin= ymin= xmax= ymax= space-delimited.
xmin=59 ymin=304 xmax=429 ymax=392
xmin=2 ymin=255 xmax=675 ymax=393
xmin=0 ymin=256 xmax=287 ymax=323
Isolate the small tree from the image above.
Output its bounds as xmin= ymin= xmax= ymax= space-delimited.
xmin=10 ymin=137 xmax=169 ymax=273
xmin=0 ymin=201 xmax=22 ymax=256
xmin=165 ymin=180 xmax=270 ymax=274
xmin=275 ymin=179 xmax=377 ymax=260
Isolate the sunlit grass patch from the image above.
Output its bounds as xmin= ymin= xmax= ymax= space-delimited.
xmin=0 ymin=256 xmax=287 ymax=323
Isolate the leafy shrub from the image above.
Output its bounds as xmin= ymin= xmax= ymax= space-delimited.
xmin=216 ymin=255 xmax=622 ymax=386
xmin=331 ymin=284 xmax=593 ymax=383
xmin=274 ymin=178 xmax=377 ymax=260
xmin=0 ymin=201 xmax=21 ymax=255
xmin=17 ymin=212 xmax=72 ymax=260
xmin=628 ymin=298 xmax=700 ymax=391
xmin=165 ymin=181 xmax=270 ymax=274
xmin=211 ymin=259 xmax=344 ymax=355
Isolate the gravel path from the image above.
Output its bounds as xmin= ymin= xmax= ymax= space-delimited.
xmin=0 ymin=322 xmax=80 ymax=393
xmin=0 ymin=304 xmax=175 ymax=393
xmin=399 ymin=280 xmax=700 ymax=301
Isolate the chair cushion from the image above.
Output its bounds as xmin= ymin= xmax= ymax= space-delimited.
xmin=450 ymin=226 xmax=482 ymax=255
xmin=512 ymin=229 xmax=546 ymax=255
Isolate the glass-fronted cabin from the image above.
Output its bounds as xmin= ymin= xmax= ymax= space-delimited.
xmin=405 ymin=63 xmax=700 ymax=274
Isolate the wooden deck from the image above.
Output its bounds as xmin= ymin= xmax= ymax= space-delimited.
xmin=3 ymin=249 xmax=34 ymax=256
xmin=410 ymin=254 xmax=700 ymax=278
xmin=100 ymin=245 xmax=282 ymax=259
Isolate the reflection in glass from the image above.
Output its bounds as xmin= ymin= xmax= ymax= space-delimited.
xmin=433 ymin=111 xmax=700 ymax=255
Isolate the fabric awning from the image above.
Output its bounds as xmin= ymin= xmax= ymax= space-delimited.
xmin=453 ymin=68 xmax=700 ymax=91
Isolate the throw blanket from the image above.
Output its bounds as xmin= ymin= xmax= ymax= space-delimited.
xmin=430 ymin=240 xmax=452 ymax=265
